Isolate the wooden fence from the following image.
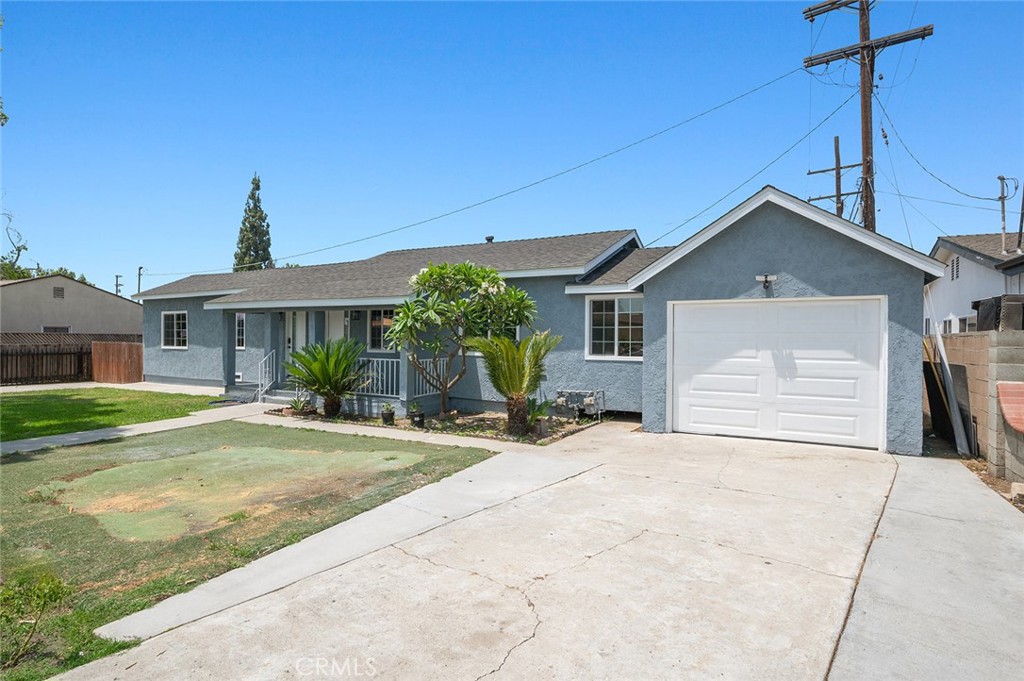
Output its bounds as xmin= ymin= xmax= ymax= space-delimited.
xmin=0 ymin=345 xmax=93 ymax=386
xmin=92 ymin=342 xmax=143 ymax=383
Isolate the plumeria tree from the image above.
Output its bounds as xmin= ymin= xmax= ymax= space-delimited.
xmin=387 ymin=262 xmax=536 ymax=415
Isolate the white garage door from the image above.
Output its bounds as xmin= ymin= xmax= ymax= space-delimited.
xmin=670 ymin=297 xmax=884 ymax=449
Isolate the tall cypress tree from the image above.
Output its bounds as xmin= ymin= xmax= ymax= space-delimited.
xmin=233 ymin=173 xmax=274 ymax=271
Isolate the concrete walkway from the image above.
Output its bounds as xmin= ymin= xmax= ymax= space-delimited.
xmin=0 ymin=381 xmax=225 ymax=396
xmin=0 ymin=402 xmax=269 ymax=454
xmin=830 ymin=455 xmax=1024 ymax=680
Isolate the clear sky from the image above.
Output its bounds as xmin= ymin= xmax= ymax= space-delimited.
xmin=3 ymin=1 xmax=1022 ymax=294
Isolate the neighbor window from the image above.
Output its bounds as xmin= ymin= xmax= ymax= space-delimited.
xmin=368 ymin=308 xmax=394 ymax=351
xmin=235 ymin=313 xmax=246 ymax=349
xmin=162 ymin=311 xmax=188 ymax=348
xmin=587 ymin=296 xmax=643 ymax=359
xmin=942 ymin=318 xmax=953 ymax=335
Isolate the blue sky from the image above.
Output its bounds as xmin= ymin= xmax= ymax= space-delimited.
xmin=3 ymin=1 xmax=1022 ymax=293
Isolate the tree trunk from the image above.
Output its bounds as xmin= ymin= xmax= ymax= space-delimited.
xmin=323 ymin=396 xmax=341 ymax=418
xmin=506 ymin=394 xmax=528 ymax=436
xmin=439 ymin=388 xmax=449 ymax=415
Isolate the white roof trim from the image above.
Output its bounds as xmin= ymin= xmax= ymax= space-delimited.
xmin=581 ymin=230 xmax=642 ymax=277
xmin=205 ymin=296 xmax=408 ymax=310
xmin=134 ymin=289 xmax=246 ymax=301
xmin=564 ymin=284 xmax=637 ymax=295
xmin=628 ymin=187 xmax=946 ymax=288
xmin=498 ymin=267 xmax=584 ymax=279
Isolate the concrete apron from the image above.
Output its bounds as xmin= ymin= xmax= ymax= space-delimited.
xmin=64 ymin=425 xmax=898 ymax=680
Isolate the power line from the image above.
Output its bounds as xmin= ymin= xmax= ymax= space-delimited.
xmin=874 ymin=94 xmax=1013 ymax=203
xmin=901 ymin=194 xmax=951 ymax=237
xmin=882 ymin=133 xmax=914 ymax=247
xmin=648 ymin=89 xmax=858 ymax=246
xmin=875 ymin=190 xmax=1022 ymax=215
xmin=147 ymin=67 xmax=805 ymax=278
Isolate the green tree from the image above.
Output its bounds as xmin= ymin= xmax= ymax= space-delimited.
xmin=466 ymin=331 xmax=562 ymax=436
xmin=233 ymin=173 xmax=274 ymax=271
xmin=283 ymin=339 xmax=370 ymax=418
xmin=387 ymin=262 xmax=537 ymax=415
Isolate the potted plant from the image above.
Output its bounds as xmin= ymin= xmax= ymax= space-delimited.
xmin=381 ymin=402 xmax=395 ymax=426
xmin=408 ymin=402 xmax=425 ymax=428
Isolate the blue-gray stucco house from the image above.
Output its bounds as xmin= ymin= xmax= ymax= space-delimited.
xmin=135 ymin=186 xmax=944 ymax=454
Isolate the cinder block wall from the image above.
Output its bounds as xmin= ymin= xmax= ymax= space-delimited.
xmin=988 ymin=331 xmax=1024 ymax=479
xmin=931 ymin=332 xmax=992 ymax=456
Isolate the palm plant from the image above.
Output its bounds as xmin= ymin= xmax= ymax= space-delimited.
xmin=282 ymin=338 xmax=370 ymax=418
xmin=466 ymin=330 xmax=562 ymax=436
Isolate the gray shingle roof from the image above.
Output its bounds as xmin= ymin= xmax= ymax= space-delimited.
xmin=137 ymin=230 xmax=637 ymax=302
xmin=933 ymin=234 xmax=1022 ymax=264
xmin=575 ymin=246 xmax=675 ymax=285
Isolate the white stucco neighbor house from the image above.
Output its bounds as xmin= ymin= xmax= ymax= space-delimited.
xmin=925 ymin=234 xmax=1024 ymax=334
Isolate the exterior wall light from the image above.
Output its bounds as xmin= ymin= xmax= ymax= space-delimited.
xmin=755 ymin=274 xmax=778 ymax=290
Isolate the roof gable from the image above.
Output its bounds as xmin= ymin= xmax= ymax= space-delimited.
xmin=628 ymin=186 xmax=944 ymax=288
xmin=929 ymin=234 xmax=1024 ymax=270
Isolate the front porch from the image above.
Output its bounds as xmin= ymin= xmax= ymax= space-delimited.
xmin=223 ymin=306 xmax=450 ymax=417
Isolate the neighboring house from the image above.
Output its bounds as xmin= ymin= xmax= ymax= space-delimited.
xmin=925 ymin=234 xmax=1024 ymax=334
xmin=0 ymin=274 xmax=143 ymax=335
xmin=135 ymin=186 xmax=943 ymax=454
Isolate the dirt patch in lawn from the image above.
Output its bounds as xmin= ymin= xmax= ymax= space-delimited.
xmin=48 ymin=445 xmax=427 ymax=541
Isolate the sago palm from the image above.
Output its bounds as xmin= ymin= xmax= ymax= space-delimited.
xmin=466 ymin=330 xmax=562 ymax=436
xmin=283 ymin=338 xmax=370 ymax=418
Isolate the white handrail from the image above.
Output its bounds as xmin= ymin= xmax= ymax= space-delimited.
xmin=256 ymin=349 xmax=276 ymax=402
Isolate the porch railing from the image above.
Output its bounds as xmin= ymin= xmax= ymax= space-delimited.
xmin=358 ymin=357 xmax=401 ymax=398
xmin=413 ymin=357 xmax=448 ymax=398
xmin=256 ymin=349 xmax=276 ymax=402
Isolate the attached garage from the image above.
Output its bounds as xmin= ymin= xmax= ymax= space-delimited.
xmin=668 ymin=297 xmax=884 ymax=448
xmin=626 ymin=186 xmax=945 ymax=455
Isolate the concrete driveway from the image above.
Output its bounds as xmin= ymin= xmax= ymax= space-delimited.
xmin=56 ymin=422 xmax=1021 ymax=679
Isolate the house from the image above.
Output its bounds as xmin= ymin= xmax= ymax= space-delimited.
xmin=135 ymin=186 xmax=943 ymax=454
xmin=925 ymin=234 xmax=1024 ymax=334
xmin=0 ymin=274 xmax=143 ymax=336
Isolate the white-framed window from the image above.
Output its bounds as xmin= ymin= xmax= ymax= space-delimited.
xmin=586 ymin=295 xmax=644 ymax=360
xmin=942 ymin=318 xmax=953 ymax=335
xmin=967 ymin=315 xmax=978 ymax=332
xmin=162 ymin=311 xmax=188 ymax=349
xmin=235 ymin=313 xmax=246 ymax=350
xmin=367 ymin=308 xmax=394 ymax=351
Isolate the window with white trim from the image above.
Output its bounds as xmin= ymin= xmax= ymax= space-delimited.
xmin=368 ymin=308 xmax=394 ymax=351
xmin=235 ymin=313 xmax=246 ymax=350
xmin=587 ymin=296 xmax=643 ymax=358
xmin=162 ymin=311 xmax=188 ymax=348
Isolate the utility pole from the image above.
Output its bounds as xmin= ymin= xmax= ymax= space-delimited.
xmin=137 ymin=266 xmax=143 ymax=294
xmin=807 ymin=135 xmax=860 ymax=217
xmin=803 ymin=0 xmax=934 ymax=232
xmin=115 ymin=274 xmax=123 ymax=296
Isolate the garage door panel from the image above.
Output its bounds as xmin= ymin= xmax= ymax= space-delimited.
xmin=687 ymin=405 xmax=761 ymax=431
xmin=775 ymin=376 xmax=860 ymax=401
xmin=688 ymin=372 xmax=760 ymax=396
xmin=776 ymin=299 xmax=880 ymax=332
xmin=676 ymin=303 xmax=770 ymax=333
xmin=671 ymin=298 xmax=884 ymax=449
xmin=676 ymin=332 xmax=762 ymax=363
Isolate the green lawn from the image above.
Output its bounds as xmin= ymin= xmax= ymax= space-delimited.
xmin=0 ymin=421 xmax=493 ymax=680
xmin=0 ymin=388 xmax=217 ymax=441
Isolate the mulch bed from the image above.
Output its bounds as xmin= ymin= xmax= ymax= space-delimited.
xmin=264 ymin=408 xmax=603 ymax=446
